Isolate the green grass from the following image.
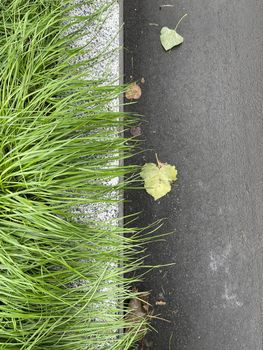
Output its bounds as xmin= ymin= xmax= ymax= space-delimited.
xmin=0 ymin=1 xmax=149 ymax=349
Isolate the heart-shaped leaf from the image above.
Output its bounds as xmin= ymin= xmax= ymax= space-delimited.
xmin=160 ymin=14 xmax=187 ymax=51
xmin=140 ymin=157 xmax=177 ymax=200
xmin=160 ymin=27 xmax=184 ymax=51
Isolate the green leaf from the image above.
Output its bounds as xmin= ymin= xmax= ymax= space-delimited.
xmin=140 ymin=159 xmax=177 ymax=200
xmin=160 ymin=27 xmax=184 ymax=51
xmin=160 ymin=14 xmax=187 ymax=51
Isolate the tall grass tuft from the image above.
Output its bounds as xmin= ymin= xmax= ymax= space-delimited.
xmin=0 ymin=1 xmax=148 ymax=349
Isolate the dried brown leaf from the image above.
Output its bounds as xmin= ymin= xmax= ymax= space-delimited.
xmin=130 ymin=126 xmax=142 ymax=137
xmin=125 ymin=82 xmax=142 ymax=100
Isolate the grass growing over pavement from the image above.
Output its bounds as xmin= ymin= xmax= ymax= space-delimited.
xmin=0 ymin=1 xmax=148 ymax=349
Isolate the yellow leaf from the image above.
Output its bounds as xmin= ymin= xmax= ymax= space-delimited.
xmin=140 ymin=158 xmax=177 ymax=200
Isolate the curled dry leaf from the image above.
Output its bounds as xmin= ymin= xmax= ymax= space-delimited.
xmin=125 ymin=289 xmax=150 ymax=336
xmin=125 ymin=82 xmax=142 ymax=100
xmin=130 ymin=125 xmax=142 ymax=137
xmin=127 ymin=290 xmax=150 ymax=319
xmin=127 ymin=298 xmax=146 ymax=319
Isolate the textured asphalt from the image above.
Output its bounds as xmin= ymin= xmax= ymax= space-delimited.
xmin=124 ymin=1 xmax=263 ymax=349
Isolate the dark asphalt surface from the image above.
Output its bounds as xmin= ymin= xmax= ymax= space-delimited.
xmin=124 ymin=1 xmax=263 ymax=349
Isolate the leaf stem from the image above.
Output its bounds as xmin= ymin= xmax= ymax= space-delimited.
xmin=155 ymin=153 xmax=162 ymax=168
xmin=175 ymin=13 xmax=188 ymax=31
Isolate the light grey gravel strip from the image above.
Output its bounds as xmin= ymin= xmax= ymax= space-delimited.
xmin=70 ymin=0 xmax=120 ymax=223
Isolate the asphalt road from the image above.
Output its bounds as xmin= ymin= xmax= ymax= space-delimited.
xmin=124 ymin=1 xmax=263 ymax=349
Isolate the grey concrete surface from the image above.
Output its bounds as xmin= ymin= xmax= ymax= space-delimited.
xmin=124 ymin=1 xmax=263 ymax=349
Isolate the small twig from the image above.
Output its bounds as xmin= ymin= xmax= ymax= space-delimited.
xmin=160 ymin=4 xmax=174 ymax=8
xmin=131 ymin=56 xmax=134 ymax=75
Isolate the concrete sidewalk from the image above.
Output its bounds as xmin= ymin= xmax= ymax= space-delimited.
xmin=124 ymin=1 xmax=263 ymax=349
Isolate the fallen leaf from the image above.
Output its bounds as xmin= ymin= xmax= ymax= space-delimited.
xmin=125 ymin=82 xmax=142 ymax=100
xmin=160 ymin=14 xmax=187 ymax=51
xmin=130 ymin=125 xmax=142 ymax=137
xmin=127 ymin=297 xmax=146 ymax=318
xmin=140 ymin=155 xmax=177 ymax=200
xmin=160 ymin=27 xmax=184 ymax=51
xmin=125 ymin=289 xmax=150 ymax=337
